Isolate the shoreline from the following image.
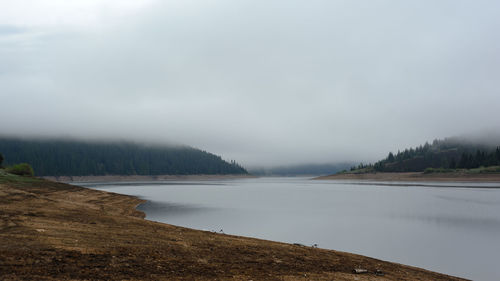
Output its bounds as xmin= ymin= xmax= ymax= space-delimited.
xmin=314 ymin=172 xmax=500 ymax=182
xmin=0 ymin=175 xmax=466 ymax=280
xmin=42 ymin=173 xmax=256 ymax=183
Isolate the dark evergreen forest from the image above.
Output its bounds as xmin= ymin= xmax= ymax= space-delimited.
xmin=0 ymin=138 xmax=247 ymax=176
xmin=352 ymin=138 xmax=500 ymax=173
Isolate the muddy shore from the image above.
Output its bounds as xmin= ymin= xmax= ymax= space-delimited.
xmin=0 ymin=174 xmax=466 ymax=280
xmin=315 ymin=172 xmax=500 ymax=182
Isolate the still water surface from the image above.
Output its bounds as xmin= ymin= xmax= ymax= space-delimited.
xmin=81 ymin=177 xmax=500 ymax=281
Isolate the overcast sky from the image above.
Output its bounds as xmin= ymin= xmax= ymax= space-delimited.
xmin=1 ymin=1 xmax=499 ymax=167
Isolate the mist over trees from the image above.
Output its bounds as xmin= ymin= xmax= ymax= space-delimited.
xmin=350 ymin=138 xmax=500 ymax=173
xmin=251 ymin=163 xmax=354 ymax=176
xmin=0 ymin=138 xmax=247 ymax=176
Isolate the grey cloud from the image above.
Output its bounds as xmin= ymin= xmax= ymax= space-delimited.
xmin=1 ymin=0 xmax=500 ymax=167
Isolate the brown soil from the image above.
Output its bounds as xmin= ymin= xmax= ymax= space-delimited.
xmin=315 ymin=172 xmax=500 ymax=182
xmin=0 ymin=177 xmax=467 ymax=280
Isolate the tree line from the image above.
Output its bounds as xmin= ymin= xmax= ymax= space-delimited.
xmin=0 ymin=138 xmax=248 ymax=176
xmin=349 ymin=138 xmax=500 ymax=173
xmin=455 ymin=149 xmax=500 ymax=169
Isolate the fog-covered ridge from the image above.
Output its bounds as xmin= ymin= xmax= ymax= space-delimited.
xmin=352 ymin=137 xmax=500 ymax=173
xmin=0 ymin=137 xmax=247 ymax=176
xmin=250 ymin=163 xmax=354 ymax=176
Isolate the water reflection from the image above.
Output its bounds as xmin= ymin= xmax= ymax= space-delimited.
xmin=77 ymin=181 xmax=224 ymax=189
xmin=137 ymin=200 xmax=214 ymax=216
xmin=393 ymin=213 xmax=500 ymax=231
xmin=331 ymin=180 xmax=500 ymax=189
xmin=435 ymin=194 xmax=500 ymax=206
xmin=86 ymin=178 xmax=500 ymax=281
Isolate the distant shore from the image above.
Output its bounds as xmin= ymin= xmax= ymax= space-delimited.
xmin=43 ymin=174 xmax=256 ymax=183
xmin=315 ymin=172 xmax=500 ymax=182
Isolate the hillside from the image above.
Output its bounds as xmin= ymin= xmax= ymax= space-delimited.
xmin=0 ymin=137 xmax=247 ymax=176
xmin=347 ymin=137 xmax=500 ymax=174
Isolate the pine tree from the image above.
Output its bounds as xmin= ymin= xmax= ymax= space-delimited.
xmin=449 ymin=157 xmax=456 ymax=169
xmin=458 ymin=153 xmax=468 ymax=169
xmin=387 ymin=152 xmax=395 ymax=162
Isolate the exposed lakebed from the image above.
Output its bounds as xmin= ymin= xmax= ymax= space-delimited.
xmin=81 ymin=177 xmax=500 ymax=281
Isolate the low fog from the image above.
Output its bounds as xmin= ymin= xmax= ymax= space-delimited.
xmin=1 ymin=1 xmax=500 ymax=167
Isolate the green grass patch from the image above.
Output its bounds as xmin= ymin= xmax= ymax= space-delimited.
xmin=422 ymin=166 xmax=500 ymax=174
xmin=465 ymin=166 xmax=500 ymax=174
xmin=5 ymin=163 xmax=34 ymax=176
xmin=0 ymin=169 xmax=42 ymax=184
xmin=423 ymin=167 xmax=456 ymax=174
xmin=342 ymin=167 xmax=376 ymax=174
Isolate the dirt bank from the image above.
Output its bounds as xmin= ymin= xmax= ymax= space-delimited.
xmin=0 ymin=174 xmax=466 ymax=280
xmin=315 ymin=172 xmax=500 ymax=182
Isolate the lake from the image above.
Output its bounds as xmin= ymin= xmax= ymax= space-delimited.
xmin=80 ymin=177 xmax=500 ymax=281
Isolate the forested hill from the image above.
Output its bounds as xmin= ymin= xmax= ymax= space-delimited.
xmin=0 ymin=138 xmax=248 ymax=176
xmin=353 ymin=138 xmax=500 ymax=173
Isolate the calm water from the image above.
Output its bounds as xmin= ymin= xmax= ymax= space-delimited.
xmin=81 ymin=177 xmax=500 ymax=281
